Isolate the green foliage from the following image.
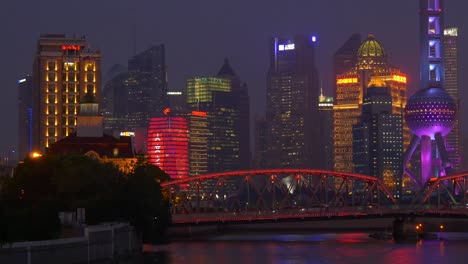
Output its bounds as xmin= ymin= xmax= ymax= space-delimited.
xmin=123 ymin=158 xmax=171 ymax=243
xmin=0 ymin=153 xmax=171 ymax=244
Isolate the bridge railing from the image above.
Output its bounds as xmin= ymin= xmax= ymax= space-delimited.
xmin=170 ymin=205 xmax=468 ymax=224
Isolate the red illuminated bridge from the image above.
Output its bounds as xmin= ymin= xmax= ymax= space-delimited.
xmin=161 ymin=169 xmax=468 ymax=225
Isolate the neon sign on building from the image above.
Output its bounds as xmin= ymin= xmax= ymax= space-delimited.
xmin=392 ymin=75 xmax=407 ymax=84
xmin=191 ymin=110 xmax=207 ymax=117
xmin=336 ymin=77 xmax=359 ymax=85
xmin=278 ymin=44 xmax=295 ymax=51
xmin=61 ymin=45 xmax=81 ymax=51
xmin=147 ymin=117 xmax=188 ymax=180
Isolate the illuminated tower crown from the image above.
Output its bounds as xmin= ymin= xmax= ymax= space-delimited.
xmin=356 ymin=33 xmax=387 ymax=70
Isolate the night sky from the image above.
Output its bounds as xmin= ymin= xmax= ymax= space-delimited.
xmin=1 ymin=0 xmax=467 ymax=157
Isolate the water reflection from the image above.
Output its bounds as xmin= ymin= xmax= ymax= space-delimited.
xmin=139 ymin=233 xmax=468 ymax=264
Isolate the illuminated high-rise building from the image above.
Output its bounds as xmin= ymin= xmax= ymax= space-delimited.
xmin=333 ymin=34 xmax=361 ymax=97
xmin=18 ymin=75 xmax=33 ymax=160
xmin=264 ymin=35 xmax=320 ymax=168
xmin=147 ymin=115 xmax=189 ymax=180
xmin=318 ymin=89 xmax=334 ymax=170
xmin=217 ymin=58 xmax=250 ymax=170
xmin=188 ymin=110 xmax=208 ymax=176
xmin=353 ymin=85 xmax=403 ymax=198
xmin=401 ymin=0 xmax=456 ymax=190
xmin=334 ymin=34 xmax=408 ymax=173
xmin=127 ymin=45 xmax=168 ymax=152
xmin=253 ymin=117 xmax=268 ymax=169
xmin=167 ymin=90 xmax=186 ymax=112
xmin=444 ymin=27 xmax=461 ymax=172
xmin=102 ymin=45 xmax=168 ymax=151
xmin=187 ymin=72 xmax=241 ymax=173
xmin=32 ymin=34 xmax=101 ymax=152
xmin=419 ymin=0 xmax=444 ymax=90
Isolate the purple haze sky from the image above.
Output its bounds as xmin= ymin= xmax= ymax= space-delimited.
xmin=0 ymin=0 xmax=467 ymax=157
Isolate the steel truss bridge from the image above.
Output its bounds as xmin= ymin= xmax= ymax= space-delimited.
xmin=161 ymin=169 xmax=468 ymax=225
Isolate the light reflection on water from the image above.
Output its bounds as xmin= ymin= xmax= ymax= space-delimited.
xmin=143 ymin=233 xmax=468 ymax=264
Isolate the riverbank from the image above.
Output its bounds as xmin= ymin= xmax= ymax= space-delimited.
xmin=168 ymin=217 xmax=468 ymax=240
xmin=0 ymin=223 xmax=141 ymax=264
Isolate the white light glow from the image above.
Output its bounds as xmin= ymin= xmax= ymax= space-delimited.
xmin=444 ymin=28 xmax=458 ymax=36
xmin=285 ymin=44 xmax=295 ymax=50
xmin=120 ymin=131 xmax=135 ymax=137
xmin=167 ymin=91 xmax=182 ymax=95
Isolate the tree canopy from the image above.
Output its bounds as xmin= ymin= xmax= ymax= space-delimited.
xmin=0 ymin=154 xmax=171 ymax=244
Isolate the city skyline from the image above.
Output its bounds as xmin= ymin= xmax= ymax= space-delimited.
xmin=3 ymin=0 xmax=468 ymax=156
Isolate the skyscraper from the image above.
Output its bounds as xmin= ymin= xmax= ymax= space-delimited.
xmin=333 ymin=34 xmax=361 ymax=97
xmin=102 ymin=45 xmax=168 ymax=152
xmin=188 ymin=110 xmax=209 ymax=176
xmin=253 ymin=117 xmax=268 ymax=169
xmin=333 ymin=34 xmax=408 ymax=173
xmin=353 ymin=85 xmax=403 ymax=198
xmin=147 ymin=115 xmax=189 ymax=180
xmin=318 ymin=89 xmax=334 ymax=170
xmin=18 ymin=75 xmax=33 ymax=160
xmin=444 ymin=27 xmax=461 ymax=172
xmin=32 ymin=34 xmax=101 ymax=152
xmin=186 ymin=73 xmax=241 ymax=173
xmin=264 ymin=35 xmax=320 ymax=168
xmin=102 ymin=72 xmax=129 ymax=136
xmin=217 ymin=58 xmax=250 ymax=170
xmin=127 ymin=45 xmax=168 ymax=131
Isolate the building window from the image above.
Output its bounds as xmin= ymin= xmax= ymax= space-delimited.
xmin=48 ymin=95 xmax=56 ymax=104
xmin=47 ymin=105 xmax=56 ymax=115
xmin=86 ymin=73 xmax=93 ymax=83
xmin=47 ymin=127 xmax=56 ymax=137
xmin=86 ymin=62 xmax=94 ymax=72
xmin=47 ymin=61 xmax=56 ymax=71
xmin=48 ymin=72 xmax=56 ymax=82
xmin=47 ymin=116 xmax=55 ymax=126
xmin=47 ymin=84 xmax=56 ymax=93
xmin=67 ymin=106 xmax=74 ymax=114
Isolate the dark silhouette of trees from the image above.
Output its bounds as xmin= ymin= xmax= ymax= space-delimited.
xmin=0 ymin=154 xmax=171 ymax=244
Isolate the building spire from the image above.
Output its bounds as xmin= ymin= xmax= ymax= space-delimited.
xmin=217 ymin=57 xmax=237 ymax=77
xmin=319 ymin=81 xmax=325 ymax=102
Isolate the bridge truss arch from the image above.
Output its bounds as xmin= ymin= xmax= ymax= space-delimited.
xmin=414 ymin=172 xmax=468 ymax=207
xmin=162 ymin=169 xmax=397 ymax=221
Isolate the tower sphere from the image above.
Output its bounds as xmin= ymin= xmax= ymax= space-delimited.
xmin=404 ymin=87 xmax=456 ymax=139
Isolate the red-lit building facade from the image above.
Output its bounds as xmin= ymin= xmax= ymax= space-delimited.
xmin=147 ymin=116 xmax=189 ymax=180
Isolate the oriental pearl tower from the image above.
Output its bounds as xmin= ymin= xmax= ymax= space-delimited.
xmin=404 ymin=87 xmax=456 ymax=185
xmin=402 ymin=0 xmax=456 ymax=187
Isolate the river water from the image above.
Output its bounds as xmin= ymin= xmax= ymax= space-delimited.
xmin=143 ymin=232 xmax=468 ymax=264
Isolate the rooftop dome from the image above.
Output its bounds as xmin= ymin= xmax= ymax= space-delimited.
xmin=357 ymin=33 xmax=387 ymax=70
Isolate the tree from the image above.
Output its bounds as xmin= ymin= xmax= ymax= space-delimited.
xmin=0 ymin=153 xmax=172 ymax=244
xmin=122 ymin=156 xmax=171 ymax=243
